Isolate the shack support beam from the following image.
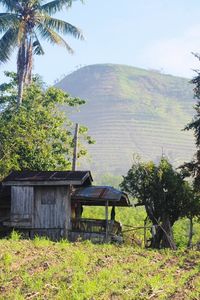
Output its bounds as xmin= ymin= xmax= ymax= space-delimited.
xmin=105 ymin=200 xmax=109 ymax=242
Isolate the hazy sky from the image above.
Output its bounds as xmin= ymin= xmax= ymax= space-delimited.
xmin=1 ymin=0 xmax=200 ymax=84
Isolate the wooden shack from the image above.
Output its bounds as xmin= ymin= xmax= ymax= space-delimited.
xmin=2 ymin=171 xmax=92 ymax=240
xmin=70 ymin=185 xmax=131 ymax=243
xmin=1 ymin=170 xmax=130 ymax=242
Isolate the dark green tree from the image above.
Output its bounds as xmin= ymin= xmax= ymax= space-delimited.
xmin=179 ymin=53 xmax=200 ymax=246
xmin=182 ymin=53 xmax=200 ymax=189
xmin=0 ymin=71 xmax=93 ymax=180
xmin=0 ymin=0 xmax=83 ymax=105
xmin=120 ymin=158 xmax=191 ymax=249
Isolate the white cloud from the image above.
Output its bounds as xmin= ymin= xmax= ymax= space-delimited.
xmin=139 ymin=25 xmax=200 ymax=78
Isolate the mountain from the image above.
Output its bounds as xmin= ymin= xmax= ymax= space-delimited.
xmin=56 ymin=64 xmax=195 ymax=175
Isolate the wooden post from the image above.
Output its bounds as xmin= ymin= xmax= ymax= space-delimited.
xmin=144 ymin=217 xmax=147 ymax=248
xmin=105 ymin=200 xmax=109 ymax=242
xmin=187 ymin=217 xmax=193 ymax=248
xmin=72 ymin=123 xmax=79 ymax=171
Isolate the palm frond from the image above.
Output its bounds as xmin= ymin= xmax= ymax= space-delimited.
xmin=37 ymin=24 xmax=73 ymax=53
xmin=0 ymin=1 xmax=22 ymax=12
xmin=0 ymin=13 xmax=18 ymax=33
xmin=42 ymin=16 xmax=84 ymax=40
xmin=40 ymin=0 xmax=74 ymax=15
xmin=33 ymin=32 xmax=45 ymax=55
xmin=0 ymin=27 xmax=18 ymax=63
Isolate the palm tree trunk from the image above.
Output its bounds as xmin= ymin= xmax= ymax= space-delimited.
xmin=17 ymin=34 xmax=33 ymax=107
xmin=25 ymin=37 xmax=33 ymax=85
xmin=17 ymin=41 xmax=26 ymax=107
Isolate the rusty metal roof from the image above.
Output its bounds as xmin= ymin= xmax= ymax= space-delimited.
xmin=72 ymin=186 xmax=131 ymax=207
xmin=2 ymin=171 xmax=93 ymax=186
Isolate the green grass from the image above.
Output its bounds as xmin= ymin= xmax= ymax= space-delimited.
xmin=82 ymin=205 xmax=200 ymax=248
xmin=0 ymin=205 xmax=200 ymax=299
xmin=0 ymin=238 xmax=200 ymax=300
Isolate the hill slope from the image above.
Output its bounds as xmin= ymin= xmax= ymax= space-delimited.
xmin=56 ymin=64 xmax=195 ymax=175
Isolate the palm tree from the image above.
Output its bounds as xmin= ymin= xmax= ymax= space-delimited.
xmin=0 ymin=0 xmax=84 ymax=106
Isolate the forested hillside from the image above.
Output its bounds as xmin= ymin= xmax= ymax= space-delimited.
xmin=56 ymin=64 xmax=195 ymax=175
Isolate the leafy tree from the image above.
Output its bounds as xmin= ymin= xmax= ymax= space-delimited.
xmin=179 ymin=53 xmax=200 ymax=246
xmin=0 ymin=71 xmax=93 ymax=180
xmin=181 ymin=53 xmax=200 ymax=189
xmin=120 ymin=158 xmax=192 ymax=249
xmin=0 ymin=0 xmax=83 ymax=105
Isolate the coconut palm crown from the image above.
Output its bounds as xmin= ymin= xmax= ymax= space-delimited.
xmin=0 ymin=0 xmax=84 ymax=106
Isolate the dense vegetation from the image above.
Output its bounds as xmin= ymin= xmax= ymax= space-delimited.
xmin=0 ymin=72 xmax=92 ymax=180
xmin=120 ymin=158 xmax=200 ymax=249
xmin=181 ymin=54 xmax=200 ymax=190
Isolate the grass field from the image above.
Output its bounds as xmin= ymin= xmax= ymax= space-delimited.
xmin=0 ymin=236 xmax=200 ymax=300
xmin=0 ymin=206 xmax=200 ymax=300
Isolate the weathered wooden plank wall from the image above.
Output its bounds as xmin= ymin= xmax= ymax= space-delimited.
xmin=11 ymin=186 xmax=34 ymax=226
xmin=34 ymin=186 xmax=71 ymax=232
xmin=7 ymin=185 xmax=71 ymax=239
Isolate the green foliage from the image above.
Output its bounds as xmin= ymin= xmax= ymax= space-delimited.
xmin=9 ymin=230 xmax=22 ymax=241
xmin=0 ymin=0 xmax=84 ymax=105
xmin=0 ymin=0 xmax=84 ymax=60
xmin=1 ymin=252 xmax=12 ymax=271
xmin=82 ymin=205 xmax=200 ymax=248
xmin=121 ymin=157 xmax=189 ymax=225
xmin=173 ymin=217 xmax=200 ymax=248
xmin=182 ymin=53 xmax=200 ymax=191
xmin=0 ymin=72 xmax=91 ymax=180
xmin=120 ymin=157 xmax=196 ymax=248
xmin=33 ymin=236 xmax=52 ymax=247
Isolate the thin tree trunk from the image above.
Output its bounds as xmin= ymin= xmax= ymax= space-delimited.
xmin=187 ymin=217 xmax=193 ymax=248
xmin=150 ymin=225 xmax=163 ymax=248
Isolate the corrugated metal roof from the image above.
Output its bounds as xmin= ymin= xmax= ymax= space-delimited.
xmin=2 ymin=171 xmax=92 ymax=184
xmin=72 ymin=186 xmax=131 ymax=207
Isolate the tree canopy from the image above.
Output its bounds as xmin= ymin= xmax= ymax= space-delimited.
xmin=0 ymin=0 xmax=84 ymax=105
xmin=181 ymin=53 xmax=200 ymax=189
xmin=0 ymin=71 xmax=93 ymax=180
xmin=120 ymin=157 xmax=194 ymax=249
